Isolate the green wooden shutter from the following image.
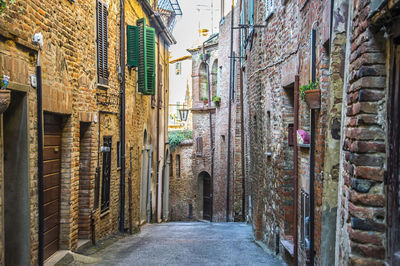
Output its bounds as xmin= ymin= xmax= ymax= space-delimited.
xmin=137 ymin=18 xmax=147 ymax=93
xmin=136 ymin=18 xmax=156 ymax=95
xmin=127 ymin=25 xmax=139 ymax=67
xmin=144 ymin=26 xmax=155 ymax=95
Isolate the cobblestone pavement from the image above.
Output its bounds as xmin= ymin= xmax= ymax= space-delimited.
xmin=86 ymin=222 xmax=285 ymax=266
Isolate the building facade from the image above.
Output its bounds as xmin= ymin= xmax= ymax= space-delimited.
xmin=0 ymin=0 xmax=179 ymax=264
xmin=240 ymin=0 xmax=400 ymax=265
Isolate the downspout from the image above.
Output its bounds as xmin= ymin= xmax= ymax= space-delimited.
xmin=204 ymin=49 xmax=214 ymax=222
xmin=294 ymin=75 xmax=299 ymax=266
xmin=240 ymin=68 xmax=245 ymax=222
xmin=226 ymin=0 xmax=235 ymax=222
xmin=128 ymin=147 xmax=133 ymax=234
xmin=310 ymin=24 xmax=317 ymax=266
xmin=156 ymin=34 xmax=160 ymax=223
xmin=119 ymin=0 xmax=126 ymax=233
xmin=34 ymin=33 xmax=44 ymax=266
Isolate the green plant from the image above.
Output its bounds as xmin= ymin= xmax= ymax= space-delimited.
xmin=212 ymin=96 xmax=221 ymax=106
xmin=201 ymin=97 xmax=208 ymax=102
xmin=299 ymin=80 xmax=319 ymax=100
xmin=0 ymin=0 xmax=15 ymax=13
xmin=168 ymin=130 xmax=193 ymax=151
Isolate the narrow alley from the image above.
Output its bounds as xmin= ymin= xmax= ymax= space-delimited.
xmin=0 ymin=0 xmax=400 ymax=265
xmin=63 ymin=222 xmax=284 ymax=265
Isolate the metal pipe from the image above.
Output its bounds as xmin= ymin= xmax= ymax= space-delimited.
xmin=240 ymin=66 xmax=245 ymax=221
xmin=119 ymin=0 xmax=126 ymax=233
xmin=36 ymin=64 xmax=44 ymax=266
xmin=155 ymin=33 xmax=161 ymax=223
xmin=309 ymin=27 xmax=317 ymax=266
xmin=294 ymin=75 xmax=300 ymax=266
xmin=205 ymin=55 xmax=214 ymax=222
xmin=226 ymin=0 xmax=235 ymax=222
xmin=129 ymin=147 xmax=133 ymax=234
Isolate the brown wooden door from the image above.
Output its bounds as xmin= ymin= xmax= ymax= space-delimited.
xmin=203 ymin=174 xmax=212 ymax=221
xmin=388 ymin=44 xmax=400 ymax=265
xmin=43 ymin=113 xmax=62 ymax=260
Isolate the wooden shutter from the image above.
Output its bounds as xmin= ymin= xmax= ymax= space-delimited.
xmin=97 ymin=1 xmax=108 ymax=85
xmin=137 ymin=18 xmax=156 ymax=95
xmin=127 ymin=25 xmax=139 ymax=67
xmin=145 ymin=27 xmax=156 ymax=95
xmin=137 ymin=18 xmax=147 ymax=93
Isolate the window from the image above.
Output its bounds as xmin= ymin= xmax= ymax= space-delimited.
xmin=97 ymin=0 xmax=109 ymax=85
xmin=126 ymin=18 xmax=156 ymax=95
xmin=176 ymin=62 xmax=182 ymax=75
xmin=300 ymin=190 xmax=310 ymax=250
xmin=196 ymin=136 xmax=203 ymax=156
xmin=265 ymin=0 xmax=274 ymax=19
xmin=117 ymin=141 xmax=121 ymax=168
xmin=176 ymin=154 xmax=181 ymax=178
xmin=101 ymin=137 xmax=112 ymax=211
xmin=169 ymin=154 xmax=173 ymax=177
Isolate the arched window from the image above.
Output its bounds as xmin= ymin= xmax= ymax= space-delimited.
xmin=199 ymin=62 xmax=208 ymax=101
xmin=211 ymin=60 xmax=218 ymax=98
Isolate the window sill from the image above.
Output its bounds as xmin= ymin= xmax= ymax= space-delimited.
xmin=100 ymin=209 xmax=110 ymax=218
xmin=97 ymin=83 xmax=110 ymax=90
xmin=281 ymin=238 xmax=294 ymax=256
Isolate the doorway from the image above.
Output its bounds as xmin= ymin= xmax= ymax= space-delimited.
xmin=200 ymin=171 xmax=212 ymax=221
xmin=43 ymin=113 xmax=63 ymax=260
xmin=388 ymin=43 xmax=400 ymax=264
xmin=3 ymin=90 xmax=29 ymax=265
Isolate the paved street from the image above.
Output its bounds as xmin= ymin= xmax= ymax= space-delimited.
xmin=83 ymin=222 xmax=284 ymax=266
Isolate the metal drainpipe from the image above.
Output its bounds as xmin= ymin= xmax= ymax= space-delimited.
xmin=155 ymin=34 xmax=161 ymax=223
xmin=36 ymin=48 xmax=44 ymax=266
xmin=226 ymin=0 xmax=235 ymax=222
xmin=240 ymin=68 xmax=245 ymax=222
xmin=294 ymin=74 xmax=299 ymax=266
xmin=310 ymin=26 xmax=317 ymax=266
xmin=119 ymin=0 xmax=126 ymax=233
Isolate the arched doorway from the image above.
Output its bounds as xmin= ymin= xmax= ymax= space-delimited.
xmin=199 ymin=171 xmax=212 ymax=221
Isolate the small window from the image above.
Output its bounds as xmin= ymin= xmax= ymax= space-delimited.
xmin=300 ymin=190 xmax=310 ymax=250
xmin=265 ymin=0 xmax=274 ymax=19
xmin=169 ymin=154 xmax=173 ymax=177
xmin=196 ymin=137 xmax=203 ymax=156
xmin=96 ymin=0 xmax=109 ymax=85
xmin=176 ymin=62 xmax=182 ymax=75
xmin=176 ymin=154 xmax=181 ymax=178
xmin=117 ymin=141 xmax=121 ymax=168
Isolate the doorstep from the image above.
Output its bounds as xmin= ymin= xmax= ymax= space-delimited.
xmin=44 ymin=250 xmax=69 ymax=266
xmin=280 ymin=238 xmax=294 ymax=256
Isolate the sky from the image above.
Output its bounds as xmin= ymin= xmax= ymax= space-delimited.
xmin=170 ymin=0 xmax=223 ymax=59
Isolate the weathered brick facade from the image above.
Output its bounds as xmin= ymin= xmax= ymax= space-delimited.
xmin=241 ymin=0 xmax=400 ymax=265
xmin=0 ymin=0 xmax=174 ymax=264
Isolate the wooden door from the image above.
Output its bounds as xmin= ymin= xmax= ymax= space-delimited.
xmin=388 ymin=44 xmax=400 ymax=265
xmin=43 ymin=113 xmax=62 ymax=260
xmin=101 ymin=137 xmax=112 ymax=211
xmin=203 ymin=174 xmax=212 ymax=221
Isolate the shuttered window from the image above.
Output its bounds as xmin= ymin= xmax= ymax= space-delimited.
xmin=196 ymin=137 xmax=203 ymax=156
xmin=127 ymin=25 xmax=139 ymax=67
xmin=97 ymin=0 xmax=109 ymax=85
xmin=132 ymin=18 xmax=156 ymax=95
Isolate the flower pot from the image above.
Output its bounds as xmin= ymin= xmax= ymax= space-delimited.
xmin=304 ymin=89 xmax=321 ymax=109
xmin=0 ymin=89 xmax=11 ymax=114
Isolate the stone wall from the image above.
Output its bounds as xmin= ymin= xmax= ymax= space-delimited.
xmin=0 ymin=0 xmax=172 ymax=263
xmin=169 ymin=141 xmax=195 ymax=220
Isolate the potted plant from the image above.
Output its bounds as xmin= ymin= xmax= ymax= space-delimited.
xmin=202 ymin=97 xmax=208 ymax=105
xmin=300 ymin=80 xmax=320 ymax=109
xmin=212 ymin=96 xmax=221 ymax=107
xmin=0 ymin=75 xmax=10 ymax=114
